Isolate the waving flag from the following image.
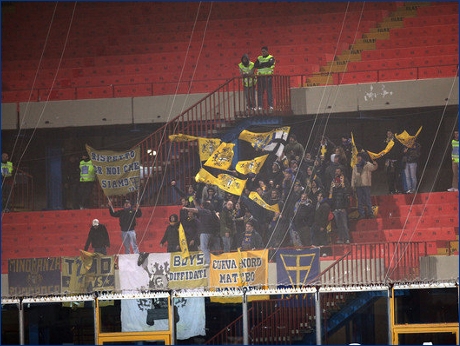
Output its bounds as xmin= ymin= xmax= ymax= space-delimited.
xmin=263 ymin=126 xmax=290 ymax=157
xmin=204 ymin=142 xmax=235 ymax=170
xmin=169 ymin=134 xmax=198 ymax=142
xmin=235 ymin=154 xmax=269 ymax=175
xmin=395 ymin=126 xmax=422 ymax=148
xmin=178 ymin=223 xmax=190 ymax=259
xmin=350 ymin=132 xmax=359 ymax=168
xmin=367 ymin=139 xmax=395 ymax=160
xmin=195 ymin=168 xmax=246 ymax=196
xmin=248 ymin=191 xmax=280 ymax=213
xmin=198 ymin=137 xmax=222 ymax=161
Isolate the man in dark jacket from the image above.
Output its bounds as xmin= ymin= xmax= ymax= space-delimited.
xmin=84 ymin=219 xmax=110 ymax=255
xmin=160 ymin=214 xmax=180 ymax=253
xmin=311 ymin=192 xmax=331 ymax=246
xmin=108 ymin=199 xmax=142 ymax=254
xmin=291 ymin=192 xmax=315 ymax=246
xmin=330 ymin=167 xmax=351 ymax=243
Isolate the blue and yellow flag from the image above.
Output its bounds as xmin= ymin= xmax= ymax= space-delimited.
xmin=178 ymin=223 xmax=190 ymax=259
xmin=235 ymin=154 xmax=269 ymax=175
xmin=204 ymin=142 xmax=235 ymax=170
xmin=195 ymin=168 xmax=247 ymax=196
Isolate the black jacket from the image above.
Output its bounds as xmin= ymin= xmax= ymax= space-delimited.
xmin=109 ymin=207 xmax=142 ymax=232
xmin=84 ymin=224 xmax=110 ymax=251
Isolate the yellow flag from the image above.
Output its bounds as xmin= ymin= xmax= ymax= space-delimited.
xmin=197 ymin=137 xmax=222 ymax=161
xmin=395 ymin=126 xmax=422 ymax=148
xmin=367 ymin=139 xmax=394 ymax=160
xmin=248 ymin=191 xmax=280 ymax=213
xmin=215 ymin=173 xmax=247 ymax=196
xmin=79 ymin=250 xmax=97 ymax=273
xmin=235 ymin=154 xmax=269 ymax=175
xmin=169 ymin=134 xmax=198 ymax=142
xmin=350 ymin=132 xmax=359 ymax=168
xmin=239 ymin=129 xmax=272 ymax=150
xmin=204 ymin=142 xmax=235 ymax=170
xmin=195 ymin=167 xmax=217 ymax=185
xmin=178 ymin=223 xmax=190 ymax=259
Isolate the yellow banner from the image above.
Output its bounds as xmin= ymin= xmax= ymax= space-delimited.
xmin=209 ymin=249 xmax=268 ymax=289
xmin=86 ymin=145 xmax=141 ymax=197
xmin=168 ymin=252 xmax=208 ymax=289
xmin=367 ymin=139 xmax=394 ymax=160
xmin=235 ymin=154 xmax=269 ymax=175
xmin=195 ymin=167 xmax=217 ymax=185
xmin=239 ymin=127 xmax=290 ymax=156
xmin=238 ymin=129 xmax=272 ymax=150
xmin=197 ymin=137 xmax=222 ymax=161
xmin=395 ymin=126 xmax=422 ymax=148
xmin=248 ymin=191 xmax=280 ymax=213
xmin=169 ymin=134 xmax=198 ymax=142
xmin=204 ymin=142 xmax=235 ymax=170
xmin=178 ymin=223 xmax=190 ymax=259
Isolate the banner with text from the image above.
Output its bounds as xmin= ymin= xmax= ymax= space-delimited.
xmin=86 ymin=144 xmax=141 ymax=197
xmin=61 ymin=254 xmax=115 ymax=294
xmin=8 ymin=257 xmax=61 ymax=296
xmin=209 ymin=250 xmax=268 ymax=290
xmin=168 ymin=251 xmax=208 ymax=289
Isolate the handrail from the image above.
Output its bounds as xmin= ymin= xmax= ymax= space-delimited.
xmin=2 ymin=167 xmax=34 ymax=212
xmin=93 ymin=75 xmax=292 ymax=208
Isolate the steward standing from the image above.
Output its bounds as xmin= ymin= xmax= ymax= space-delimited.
xmin=254 ymin=46 xmax=275 ymax=112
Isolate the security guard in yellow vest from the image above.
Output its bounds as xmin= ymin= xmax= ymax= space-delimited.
xmin=448 ymin=130 xmax=459 ymax=191
xmin=2 ymin=152 xmax=14 ymax=211
xmin=238 ymin=54 xmax=256 ymax=110
xmin=78 ymin=153 xmax=96 ymax=209
xmin=254 ymin=46 xmax=275 ymax=112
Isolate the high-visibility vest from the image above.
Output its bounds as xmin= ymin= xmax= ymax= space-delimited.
xmin=452 ymin=139 xmax=459 ymax=163
xmin=80 ymin=160 xmax=96 ymax=182
xmin=1 ymin=161 xmax=13 ymax=178
xmin=256 ymin=54 xmax=275 ymax=75
xmin=238 ymin=62 xmax=256 ymax=87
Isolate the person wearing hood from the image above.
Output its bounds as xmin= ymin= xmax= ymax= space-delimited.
xmin=238 ymin=53 xmax=256 ymax=111
xmin=311 ymin=191 xmax=331 ymax=247
xmin=160 ymin=214 xmax=181 ymax=253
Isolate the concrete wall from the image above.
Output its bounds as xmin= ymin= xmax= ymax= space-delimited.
xmin=2 ymin=78 xmax=458 ymax=131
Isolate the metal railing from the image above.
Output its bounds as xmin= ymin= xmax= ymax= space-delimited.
xmin=205 ymin=241 xmax=425 ymax=344
xmin=2 ymin=168 xmax=34 ymax=212
xmin=93 ymin=75 xmax=292 ymax=208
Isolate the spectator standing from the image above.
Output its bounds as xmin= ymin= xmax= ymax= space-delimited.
xmin=448 ymin=130 xmax=459 ymax=192
xmin=290 ymin=192 xmax=315 ymax=246
xmin=159 ymin=214 xmax=180 ymax=253
xmin=330 ymin=167 xmax=351 ymax=243
xmin=284 ymin=134 xmax=305 ymax=161
xmin=351 ymin=152 xmax=378 ymax=219
xmin=1 ymin=152 xmax=14 ymax=211
xmin=182 ymin=200 xmax=219 ymax=267
xmin=384 ymin=130 xmax=403 ymax=194
xmin=84 ymin=219 xmax=110 ymax=255
xmin=171 ymin=180 xmax=196 ymax=207
xmin=238 ymin=53 xmax=257 ymax=110
xmin=78 ymin=153 xmax=96 ymax=209
xmin=311 ymin=192 xmax=331 ymax=247
xmin=108 ymin=199 xmax=142 ymax=254
xmin=220 ymin=200 xmax=237 ymax=252
xmin=254 ymin=46 xmax=275 ymax=112
xmin=182 ymin=210 xmax=200 ymax=251
xmin=324 ymin=153 xmax=346 ymax=192
xmin=203 ymin=186 xmax=224 ymax=213
xmin=238 ymin=219 xmax=264 ymax=251
xmin=402 ymin=140 xmax=421 ymax=194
